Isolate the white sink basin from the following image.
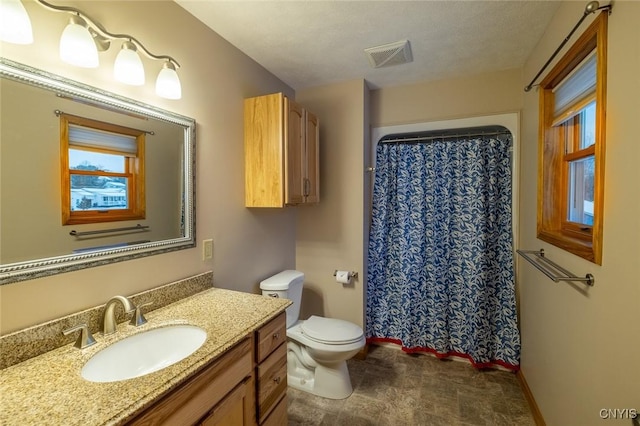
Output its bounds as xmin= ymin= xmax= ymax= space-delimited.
xmin=81 ymin=325 xmax=207 ymax=383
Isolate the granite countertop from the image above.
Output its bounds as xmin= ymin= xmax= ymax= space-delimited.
xmin=0 ymin=288 xmax=290 ymax=426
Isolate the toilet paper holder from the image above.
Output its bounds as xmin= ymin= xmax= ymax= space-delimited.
xmin=333 ymin=270 xmax=358 ymax=279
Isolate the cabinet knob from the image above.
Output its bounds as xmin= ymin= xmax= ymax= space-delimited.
xmin=273 ymin=376 xmax=282 ymax=385
xmin=272 ymin=332 xmax=280 ymax=340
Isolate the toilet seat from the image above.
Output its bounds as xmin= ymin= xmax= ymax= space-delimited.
xmin=300 ymin=316 xmax=364 ymax=345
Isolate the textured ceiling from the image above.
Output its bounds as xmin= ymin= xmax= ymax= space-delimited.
xmin=176 ymin=1 xmax=561 ymax=90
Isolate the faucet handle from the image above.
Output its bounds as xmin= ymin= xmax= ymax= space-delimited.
xmin=63 ymin=323 xmax=97 ymax=349
xmin=130 ymin=302 xmax=153 ymax=327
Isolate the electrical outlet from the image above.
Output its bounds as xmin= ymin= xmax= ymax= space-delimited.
xmin=203 ymin=239 xmax=213 ymax=260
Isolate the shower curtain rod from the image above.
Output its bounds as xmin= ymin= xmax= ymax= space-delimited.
xmin=379 ymin=130 xmax=511 ymax=144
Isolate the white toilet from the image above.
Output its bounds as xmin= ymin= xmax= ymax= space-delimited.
xmin=260 ymin=270 xmax=365 ymax=399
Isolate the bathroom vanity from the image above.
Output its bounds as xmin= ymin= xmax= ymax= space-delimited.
xmin=0 ymin=287 xmax=290 ymax=426
xmin=128 ymin=312 xmax=288 ymax=425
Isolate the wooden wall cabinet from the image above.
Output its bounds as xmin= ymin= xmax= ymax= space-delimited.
xmin=244 ymin=93 xmax=319 ymax=207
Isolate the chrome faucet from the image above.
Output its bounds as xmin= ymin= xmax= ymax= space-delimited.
xmin=102 ymin=295 xmax=136 ymax=335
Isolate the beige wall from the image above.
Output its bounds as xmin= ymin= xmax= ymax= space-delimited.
xmin=0 ymin=1 xmax=296 ymax=334
xmin=295 ymin=80 xmax=368 ymax=327
xmin=519 ymin=2 xmax=640 ymax=425
xmin=370 ymin=68 xmax=523 ymax=127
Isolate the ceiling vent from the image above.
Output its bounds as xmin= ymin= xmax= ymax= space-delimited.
xmin=364 ymin=40 xmax=413 ymax=68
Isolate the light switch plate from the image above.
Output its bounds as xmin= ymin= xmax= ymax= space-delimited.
xmin=203 ymin=239 xmax=213 ymax=260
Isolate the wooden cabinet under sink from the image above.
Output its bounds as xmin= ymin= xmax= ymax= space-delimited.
xmin=124 ymin=313 xmax=288 ymax=426
xmin=125 ymin=338 xmax=254 ymax=426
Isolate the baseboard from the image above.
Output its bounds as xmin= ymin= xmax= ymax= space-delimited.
xmin=517 ymin=370 xmax=546 ymax=426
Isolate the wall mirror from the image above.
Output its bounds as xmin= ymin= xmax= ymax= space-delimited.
xmin=0 ymin=58 xmax=196 ymax=285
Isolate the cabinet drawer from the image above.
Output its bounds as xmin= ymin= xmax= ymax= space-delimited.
xmin=255 ymin=312 xmax=286 ymax=363
xmin=260 ymin=394 xmax=287 ymax=426
xmin=257 ymin=343 xmax=287 ymax=423
xmin=127 ymin=338 xmax=252 ymax=425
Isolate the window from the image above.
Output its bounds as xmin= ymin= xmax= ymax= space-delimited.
xmin=60 ymin=114 xmax=146 ymax=225
xmin=537 ymin=13 xmax=607 ymax=264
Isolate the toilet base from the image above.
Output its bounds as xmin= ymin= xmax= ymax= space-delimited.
xmin=287 ymin=360 xmax=354 ymax=399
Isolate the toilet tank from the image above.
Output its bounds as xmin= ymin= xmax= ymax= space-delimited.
xmin=260 ymin=270 xmax=304 ymax=328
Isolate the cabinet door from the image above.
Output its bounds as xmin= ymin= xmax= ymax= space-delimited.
xmin=261 ymin=395 xmax=288 ymax=426
xmin=304 ymin=111 xmax=319 ymax=204
xmin=244 ymin=93 xmax=285 ymax=207
xmin=200 ymin=376 xmax=255 ymax=426
xmin=285 ymin=98 xmax=305 ymax=205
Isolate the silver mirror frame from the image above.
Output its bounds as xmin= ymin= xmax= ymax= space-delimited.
xmin=0 ymin=58 xmax=196 ymax=285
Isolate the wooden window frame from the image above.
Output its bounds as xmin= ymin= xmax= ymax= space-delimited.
xmin=60 ymin=114 xmax=146 ymax=225
xmin=559 ymin=105 xmax=596 ymax=241
xmin=537 ymin=13 xmax=607 ymax=264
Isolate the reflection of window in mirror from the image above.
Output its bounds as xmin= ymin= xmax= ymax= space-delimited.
xmin=537 ymin=13 xmax=607 ymax=264
xmin=60 ymin=114 xmax=146 ymax=225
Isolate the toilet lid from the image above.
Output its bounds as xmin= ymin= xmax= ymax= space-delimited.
xmin=301 ymin=316 xmax=363 ymax=344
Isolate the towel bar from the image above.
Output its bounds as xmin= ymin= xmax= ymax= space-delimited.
xmin=516 ymin=249 xmax=595 ymax=286
xmin=70 ymin=224 xmax=149 ymax=237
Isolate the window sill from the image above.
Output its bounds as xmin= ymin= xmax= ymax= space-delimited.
xmin=537 ymin=229 xmax=597 ymax=264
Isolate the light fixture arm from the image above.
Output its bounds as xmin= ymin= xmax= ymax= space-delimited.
xmin=34 ymin=0 xmax=180 ymax=68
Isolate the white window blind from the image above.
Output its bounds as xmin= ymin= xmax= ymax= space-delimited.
xmin=552 ymin=51 xmax=597 ymax=117
xmin=69 ymin=124 xmax=137 ymax=154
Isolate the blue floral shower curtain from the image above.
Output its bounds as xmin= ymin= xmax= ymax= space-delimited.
xmin=366 ymin=134 xmax=520 ymax=370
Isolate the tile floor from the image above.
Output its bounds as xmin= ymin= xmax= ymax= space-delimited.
xmin=287 ymin=344 xmax=535 ymax=426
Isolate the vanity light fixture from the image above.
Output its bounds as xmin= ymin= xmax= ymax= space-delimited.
xmin=0 ymin=0 xmax=34 ymax=44
xmin=1 ymin=0 xmax=182 ymax=99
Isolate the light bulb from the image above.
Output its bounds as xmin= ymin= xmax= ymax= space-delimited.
xmin=155 ymin=61 xmax=182 ymax=100
xmin=59 ymin=15 xmax=98 ymax=68
xmin=114 ymin=41 xmax=145 ymax=85
xmin=0 ymin=0 xmax=33 ymax=44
